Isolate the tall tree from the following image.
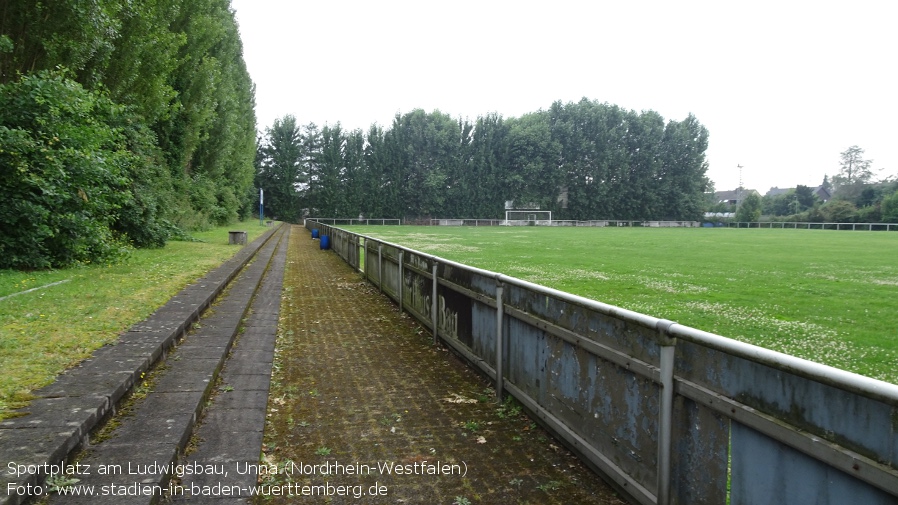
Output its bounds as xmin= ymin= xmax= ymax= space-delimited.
xmin=1 ymin=0 xmax=257 ymax=271
xmin=834 ymin=145 xmax=875 ymax=187
xmin=503 ymin=112 xmax=562 ymax=210
xmin=256 ymin=115 xmax=303 ymax=222
xmin=300 ymin=122 xmax=322 ymax=215
xmin=0 ymin=0 xmax=123 ymax=85
xmin=549 ymin=99 xmax=711 ymax=221
xmin=97 ymin=0 xmax=182 ymax=123
xmin=465 ymin=113 xmax=508 ymax=218
xmin=620 ymin=110 xmax=665 ymax=219
xmin=259 ymin=100 xmax=710 ymax=222
xmin=658 ymin=114 xmax=711 ymax=220
xmin=389 ymin=110 xmax=461 ymax=217
xmin=442 ymin=118 xmax=475 ymax=218
xmin=552 ymin=99 xmax=626 ymax=220
xmin=362 ymin=124 xmax=397 ymax=218
xmin=153 ymin=0 xmax=256 ymax=226
xmin=341 ymin=128 xmax=367 ymax=218
xmin=313 ymin=123 xmax=345 ymax=218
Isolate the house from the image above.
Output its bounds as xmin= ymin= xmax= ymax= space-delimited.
xmin=764 ymin=185 xmax=831 ymax=203
xmin=813 ymin=185 xmax=831 ymax=202
xmin=765 ymin=187 xmax=792 ymax=198
xmin=714 ymin=188 xmax=760 ymax=206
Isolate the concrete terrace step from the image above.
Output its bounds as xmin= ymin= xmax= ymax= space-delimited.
xmin=41 ymin=227 xmax=288 ymax=505
xmin=171 ymin=225 xmax=287 ymax=505
xmin=0 ymin=225 xmax=285 ymax=505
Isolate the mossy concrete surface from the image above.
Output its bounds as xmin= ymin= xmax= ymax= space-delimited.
xmin=261 ymin=226 xmax=626 ymax=504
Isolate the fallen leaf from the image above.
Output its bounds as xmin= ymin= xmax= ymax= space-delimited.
xmin=442 ymin=393 xmax=477 ymax=404
xmin=476 ymin=436 xmax=487 ymax=444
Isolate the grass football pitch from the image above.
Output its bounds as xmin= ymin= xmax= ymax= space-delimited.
xmin=346 ymin=225 xmax=898 ymax=384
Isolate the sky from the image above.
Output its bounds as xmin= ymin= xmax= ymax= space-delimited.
xmin=230 ymin=0 xmax=896 ymax=194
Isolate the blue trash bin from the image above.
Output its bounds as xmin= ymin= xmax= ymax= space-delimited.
xmin=320 ymin=235 xmax=330 ymax=250
xmin=311 ymin=229 xmax=320 ymax=239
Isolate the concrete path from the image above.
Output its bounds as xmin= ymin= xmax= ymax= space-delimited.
xmin=255 ymin=226 xmax=624 ymax=504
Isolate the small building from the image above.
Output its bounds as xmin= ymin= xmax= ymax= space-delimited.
xmin=813 ymin=185 xmax=832 ymax=202
xmin=763 ymin=185 xmax=831 ymax=203
xmin=714 ymin=189 xmax=760 ymax=206
xmin=765 ymin=187 xmax=792 ymax=198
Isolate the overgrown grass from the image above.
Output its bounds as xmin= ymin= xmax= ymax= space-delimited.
xmin=347 ymin=226 xmax=898 ymax=384
xmin=0 ymin=221 xmax=272 ymax=418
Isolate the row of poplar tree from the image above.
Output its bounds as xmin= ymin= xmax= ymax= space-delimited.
xmin=0 ymin=0 xmax=256 ymax=269
xmin=256 ymin=99 xmax=711 ymax=223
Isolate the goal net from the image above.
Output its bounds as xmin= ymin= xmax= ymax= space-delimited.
xmin=504 ymin=210 xmax=552 ymax=226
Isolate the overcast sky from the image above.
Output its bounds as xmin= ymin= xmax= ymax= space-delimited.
xmin=230 ymin=0 xmax=896 ymax=194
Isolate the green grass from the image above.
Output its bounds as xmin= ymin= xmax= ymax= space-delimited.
xmin=346 ymin=226 xmax=898 ymax=384
xmin=0 ymin=221 xmax=273 ymax=418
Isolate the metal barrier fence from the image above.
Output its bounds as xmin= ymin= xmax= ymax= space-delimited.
xmin=306 ymin=220 xmax=898 ymax=505
xmin=727 ymin=221 xmax=898 ymax=231
xmin=429 ymin=219 xmax=702 ymax=227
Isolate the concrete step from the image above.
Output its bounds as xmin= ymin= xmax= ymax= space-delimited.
xmin=0 ymin=225 xmax=284 ymax=505
xmin=40 ymin=227 xmax=288 ymax=505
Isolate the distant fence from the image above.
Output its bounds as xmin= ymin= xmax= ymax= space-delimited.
xmin=304 ymin=217 xmax=400 ymax=226
xmin=305 ymin=218 xmax=898 ymax=231
xmin=430 ymin=219 xmax=702 ymax=227
xmin=306 ymin=220 xmax=898 ymax=505
xmin=727 ymin=221 xmax=898 ymax=231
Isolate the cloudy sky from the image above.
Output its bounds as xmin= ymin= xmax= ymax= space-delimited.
xmin=230 ymin=0 xmax=896 ymax=194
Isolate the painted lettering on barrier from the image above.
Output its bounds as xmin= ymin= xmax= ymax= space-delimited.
xmin=438 ymin=295 xmax=458 ymax=339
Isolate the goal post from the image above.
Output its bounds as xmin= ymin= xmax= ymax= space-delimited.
xmin=504 ymin=210 xmax=552 ymax=225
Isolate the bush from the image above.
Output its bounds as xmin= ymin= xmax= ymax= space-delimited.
xmin=0 ymin=71 xmax=167 ymax=268
xmin=855 ymin=204 xmax=881 ymax=224
xmin=735 ymin=193 xmax=762 ymax=222
xmin=822 ymin=200 xmax=858 ymax=223
xmin=882 ymin=190 xmax=898 ymax=223
xmin=805 ymin=205 xmax=825 ymax=223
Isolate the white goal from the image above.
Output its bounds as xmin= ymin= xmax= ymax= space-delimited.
xmin=503 ymin=210 xmax=552 ymax=226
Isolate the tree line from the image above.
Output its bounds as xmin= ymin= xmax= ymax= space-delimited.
xmin=715 ymin=146 xmax=898 ymax=223
xmin=819 ymin=146 xmax=898 ymax=223
xmin=256 ymin=99 xmax=712 ymax=223
xmin=0 ymin=0 xmax=256 ymax=269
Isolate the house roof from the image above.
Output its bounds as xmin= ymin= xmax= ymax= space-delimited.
xmin=715 ymin=189 xmax=759 ymax=203
xmin=766 ymin=187 xmax=793 ymax=197
xmin=761 ymin=185 xmax=832 ymax=202
xmin=814 ymin=185 xmax=832 ymax=201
